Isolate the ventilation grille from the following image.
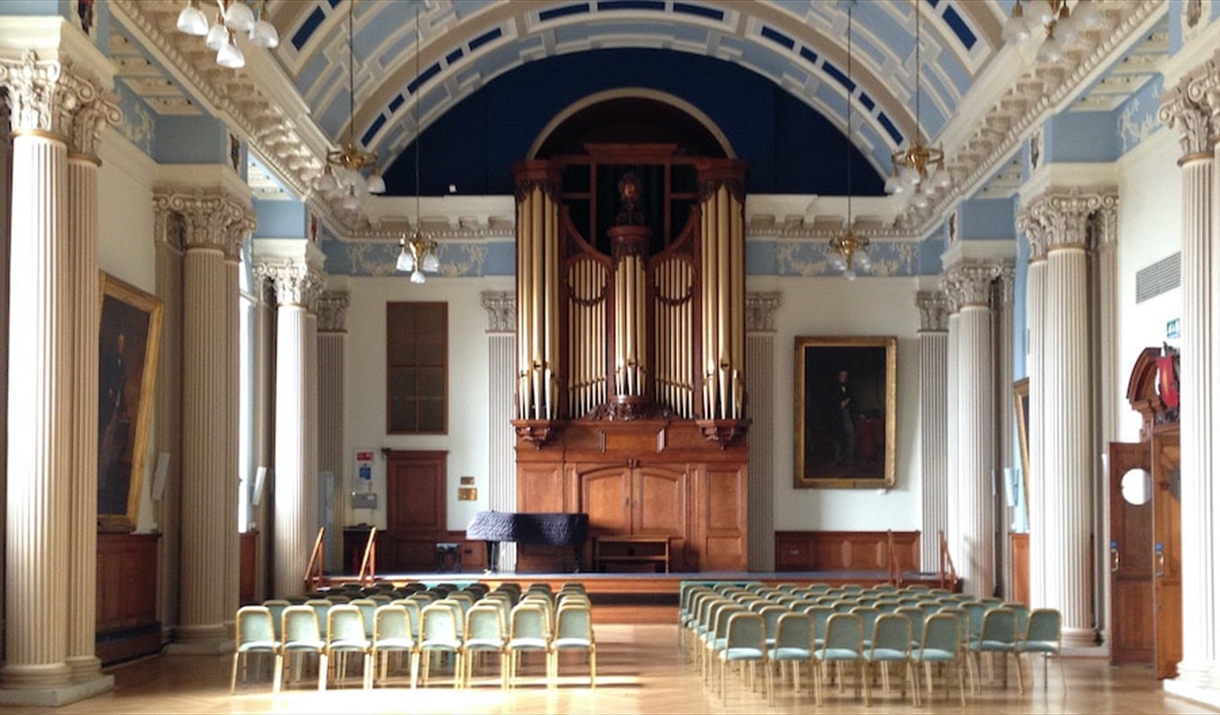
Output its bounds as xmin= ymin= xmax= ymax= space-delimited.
xmin=1136 ymin=252 xmax=1181 ymax=303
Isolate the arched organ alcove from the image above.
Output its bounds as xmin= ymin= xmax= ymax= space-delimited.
xmin=512 ymin=141 xmax=749 ymax=573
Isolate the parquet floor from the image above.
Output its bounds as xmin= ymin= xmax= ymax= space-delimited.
xmin=1 ymin=624 xmax=1214 ymax=715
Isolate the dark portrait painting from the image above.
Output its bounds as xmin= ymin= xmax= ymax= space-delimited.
xmin=794 ymin=336 xmax=896 ymax=488
xmin=98 ymin=273 xmax=162 ymax=531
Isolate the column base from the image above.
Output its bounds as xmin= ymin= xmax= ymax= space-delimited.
xmin=168 ymin=623 xmax=231 ymax=654
xmin=1164 ymin=667 xmax=1220 ymax=710
xmin=1061 ymin=626 xmax=1099 ymax=649
xmin=66 ymin=655 xmax=104 ymax=683
xmin=0 ymin=673 xmax=113 ymax=707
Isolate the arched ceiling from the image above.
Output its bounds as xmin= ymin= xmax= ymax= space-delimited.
xmin=110 ymin=0 xmax=1165 ymax=238
xmin=267 ymin=0 xmax=1009 ymax=177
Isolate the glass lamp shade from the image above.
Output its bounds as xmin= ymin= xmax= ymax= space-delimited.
xmin=1036 ymin=32 xmax=1065 ymax=63
xmin=855 ymin=248 xmax=872 ymax=270
xmin=341 ymin=188 xmax=360 ymax=210
xmin=248 ymin=19 xmax=280 ymax=49
xmin=216 ymin=36 xmax=246 ymax=69
xmin=1055 ymin=14 xmax=1079 ymax=44
xmin=884 ymin=172 xmax=905 ymax=195
xmin=223 ymin=1 xmax=256 ymax=32
xmin=177 ymin=3 xmax=210 ymax=35
xmin=1073 ymin=0 xmax=1103 ymax=29
xmin=912 ymin=192 xmax=930 ymax=209
xmin=843 ymin=268 xmax=857 ymax=281
xmin=1002 ymin=13 xmax=1031 ymax=43
xmin=205 ymin=22 xmax=228 ymax=50
xmin=932 ymin=167 xmax=953 ymax=189
xmin=410 ymin=270 xmax=425 ymax=284
xmin=828 ymin=251 xmax=847 ymax=272
xmin=366 ymin=173 xmax=387 ymax=194
xmin=1027 ymin=0 xmax=1057 ymax=25
xmin=316 ymin=168 xmax=337 ymax=193
xmin=422 ymin=249 xmax=440 ymax=273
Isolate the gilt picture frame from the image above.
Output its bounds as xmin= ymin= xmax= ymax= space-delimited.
xmin=97 ymin=273 xmax=163 ymax=532
xmin=794 ymin=336 xmax=896 ymax=488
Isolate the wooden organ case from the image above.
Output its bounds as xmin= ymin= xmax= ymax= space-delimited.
xmin=512 ymin=144 xmax=750 ymax=572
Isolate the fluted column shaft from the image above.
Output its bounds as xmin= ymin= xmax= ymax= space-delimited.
xmin=1020 ymin=188 xmax=1115 ymax=647
xmin=746 ymin=292 xmax=780 ymax=571
xmin=65 ymin=151 xmax=102 ymax=682
xmin=917 ymin=292 xmax=949 ymax=571
xmin=958 ymin=305 xmax=996 ymax=597
xmin=317 ymin=291 xmax=349 ymax=570
xmin=481 ymin=291 xmax=517 ymax=571
xmin=946 ymin=313 xmax=960 ymax=564
xmin=1044 ymin=243 xmax=1094 ymax=645
xmin=2 ymin=120 xmax=72 ymax=693
xmin=259 ymin=261 xmax=322 ymax=598
xmin=161 ymin=191 xmax=253 ymax=651
xmin=1161 ymin=78 xmax=1219 ymax=690
xmin=1025 ymin=258 xmax=1047 ymax=609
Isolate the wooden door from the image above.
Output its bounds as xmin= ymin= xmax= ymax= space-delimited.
xmin=1152 ymin=431 xmax=1182 ymax=679
xmin=1108 ymin=441 xmax=1153 ymax=665
xmin=579 ymin=465 xmax=633 ymax=534
xmin=385 ymin=450 xmax=447 ymax=572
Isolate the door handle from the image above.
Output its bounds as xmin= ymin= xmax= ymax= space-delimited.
xmin=1155 ymin=542 xmax=1165 ymax=578
xmin=1110 ymin=541 xmax=1119 ymax=573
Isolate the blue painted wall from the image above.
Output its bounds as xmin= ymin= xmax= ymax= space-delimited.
xmin=382 ymin=48 xmax=885 ymax=198
xmin=154 ymin=115 xmax=230 ymax=165
xmin=253 ymin=198 xmax=308 ymax=239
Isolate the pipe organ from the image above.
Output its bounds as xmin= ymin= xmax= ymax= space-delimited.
xmin=512 ymin=146 xmax=750 ymax=573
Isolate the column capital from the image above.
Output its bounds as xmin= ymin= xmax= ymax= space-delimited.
xmin=480 ymin=291 xmax=516 ymax=333
xmin=154 ymin=190 xmax=255 ymax=258
xmin=0 ymin=51 xmax=117 ymax=142
xmin=746 ymin=291 xmax=782 ymax=333
xmin=315 ymin=291 xmax=350 ymax=332
xmin=942 ymin=259 xmax=1010 ymax=312
xmin=916 ymin=291 xmax=949 ymax=332
xmin=1160 ymin=78 xmax=1215 ymax=160
xmin=1019 ymin=187 xmax=1118 ymax=251
xmin=254 ymin=260 xmax=325 ymax=309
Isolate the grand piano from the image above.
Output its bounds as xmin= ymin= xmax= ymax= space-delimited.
xmin=466 ymin=511 xmax=589 ymax=573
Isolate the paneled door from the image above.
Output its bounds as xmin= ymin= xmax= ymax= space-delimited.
xmin=385 ymin=450 xmax=447 ymax=572
xmin=1152 ymin=431 xmax=1182 ymax=680
xmin=1108 ymin=441 xmax=1153 ymax=665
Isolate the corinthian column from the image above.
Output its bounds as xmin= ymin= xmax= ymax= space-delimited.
xmin=1021 ymin=187 xmax=1117 ymax=648
xmin=1161 ymin=62 xmax=1220 ymax=700
xmin=157 ymin=191 xmax=254 ymax=652
xmin=943 ymin=260 xmax=1007 ymax=597
xmin=481 ymin=291 xmax=517 ymax=571
xmin=1016 ymin=218 xmax=1048 ymax=610
xmin=916 ymin=291 xmax=949 ymax=571
xmin=0 ymin=51 xmax=116 ymax=704
xmin=255 ymin=250 xmax=324 ymax=598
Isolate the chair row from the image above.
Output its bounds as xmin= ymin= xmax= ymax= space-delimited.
xmin=232 ymin=595 xmax=596 ymax=693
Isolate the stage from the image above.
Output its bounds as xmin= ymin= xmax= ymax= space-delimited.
xmin=317 ymin=570 xmax=950 ymax=624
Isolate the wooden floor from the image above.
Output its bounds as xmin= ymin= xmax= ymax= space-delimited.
xmin=1 ymin=623 xmax=1212 ymax=715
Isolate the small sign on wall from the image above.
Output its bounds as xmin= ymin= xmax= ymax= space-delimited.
xmin=355 ymin=449 xmax=375 ymax=482
xmin=1167 ymin=318 xmax=1181 ymax=340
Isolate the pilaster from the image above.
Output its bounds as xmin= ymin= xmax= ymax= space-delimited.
xmin=481 ymin=291 xmax=517 ymax=571
xmin=917 ymin=291 xmax=949 ymax=572
xmin=316 ymin=290 xmax=347 ymax=568
xmin=746 ymin=291 xmax=781 ymax=572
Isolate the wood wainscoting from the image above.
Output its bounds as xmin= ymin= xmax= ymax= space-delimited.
xmin=774 ymin=530 xmax=920 ymax=573
xmin=97 ymin=533 xmax=161 ymax=664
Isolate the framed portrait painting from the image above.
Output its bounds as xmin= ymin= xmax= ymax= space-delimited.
xmin=794 ymin=336 xmax=896 ymax=488
xmin=97 ymin=273 xmax=163 ymax=532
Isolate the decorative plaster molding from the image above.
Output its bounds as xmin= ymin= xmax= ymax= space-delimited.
xmin=480 ymin=291 xmax=516 ymax=333
xmin=1160 ymin=80 xmax=1214 ymax=158
xmin=916 ymin=291 xmax=949 ymax=332
xmin=1019 ymin=187 xmax=1119 ymax=252
xmin=0 ymin=52 xmax=117 ymax=143
xmin=745 ymin=292 xmax=782 ymax=333
xmin=315 ymin=291 xmax=350 ymax=333
xmin=254 ymin=260 xmax=325 ymax=309
xmin=154 ymin=190 xmax=256 ymax=258
xmin=942 ymin=260 xmax=1010 ymax=313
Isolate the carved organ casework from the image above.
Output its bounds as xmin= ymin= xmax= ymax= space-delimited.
xmin=512 ymin=142 xmax=749 ymax=573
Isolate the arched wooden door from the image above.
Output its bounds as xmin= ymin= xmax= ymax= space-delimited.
xmin=384 ymin=450 xmax=447 ymax=572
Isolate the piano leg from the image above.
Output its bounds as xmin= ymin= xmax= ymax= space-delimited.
xmin=484 ymin=541 xmax=500 ymax=574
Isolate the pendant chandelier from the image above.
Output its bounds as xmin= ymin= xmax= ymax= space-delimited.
xmin=829 ymin=2 xmax=870 ymax=281
xmin=176 ymin=0 xmax=278 ymax=69
xmin=315 ymin=0 xmax=386 ymax=208
xmin=885 ymin=0 xmax=951 ymax=207
xmin=1002 ymin=0 xmax=1103 ymax=64
xmin=395 ymin=6 xmax=439 ymax=283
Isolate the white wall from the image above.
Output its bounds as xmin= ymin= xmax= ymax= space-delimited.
xmin=342 ymin=275 xmax=514 ymax=532
xmin=1115 ymin=128 xmax=1183 ymax=443
xmin=752 ymin=274 xmax=924 ymax=531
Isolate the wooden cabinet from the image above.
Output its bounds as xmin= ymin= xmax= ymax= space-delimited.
xmin=773 ymin=530 xmax=920 ymax=573
xmin=97 ymin=533 xmax=161 ymax=664
xmin=516 ymin=420 xmax=747 ymax=572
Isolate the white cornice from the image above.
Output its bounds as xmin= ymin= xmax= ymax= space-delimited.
xmin=942 ymin=238 xmax=1016 ymax=267
xmin=0 ymin=16 xmax=116 ymax=85
xmin=1019 ymin=163 xmax=1119 ymax=205
xmin=155 ymin=164 xmax=254 ymax=209
xmin=251 ymin=238 xmax=327 ymax=268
